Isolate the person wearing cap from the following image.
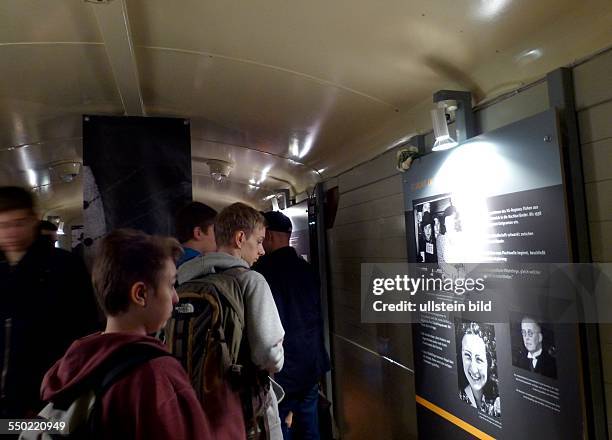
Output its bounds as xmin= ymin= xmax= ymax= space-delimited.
xmin=254 ymin=211 xmax=331 ymax=440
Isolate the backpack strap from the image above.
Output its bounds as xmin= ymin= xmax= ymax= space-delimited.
xmin=96 ymin=343 xmax=171 ymax=395
xmin=87 ymin=343 xmax=172 ymax=436
xmin=219 ymin=266 xmax=247 ymax=316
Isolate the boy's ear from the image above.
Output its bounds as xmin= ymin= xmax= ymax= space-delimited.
xmin=129 ymin=281 xmax=148 ymax=307
xmin=234 ymin=230 xmax=246 ymax=249
xmin=192 ymin=226 xmax=203 ymax=240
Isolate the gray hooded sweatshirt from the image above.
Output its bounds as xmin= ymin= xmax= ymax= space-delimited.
xmin=177 ymin=251 xmax=285 ymax=373
xmin=178 ymin=252 xmax=286 ymax=439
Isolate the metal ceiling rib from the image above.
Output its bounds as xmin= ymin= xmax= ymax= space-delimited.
xmin=89 ymin=0 xmax=144 ymax=116
xmin=0 ymin=0 xmax=612 ymax=220
xmin=140 ymin=45 xmax=398 ymax=110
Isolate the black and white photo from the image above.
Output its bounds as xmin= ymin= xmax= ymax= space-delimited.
xmin=510 ymin=313 xmax=557 ymax=379
xmin=455 ymin=319 xmax=501 ymax=418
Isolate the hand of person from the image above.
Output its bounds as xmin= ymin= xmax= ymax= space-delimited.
xmin=285 ymin=411 xmax=294 ymax=428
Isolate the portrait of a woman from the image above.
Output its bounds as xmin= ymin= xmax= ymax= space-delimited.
xmin=455 ymin=320 xmax=501 ymax=418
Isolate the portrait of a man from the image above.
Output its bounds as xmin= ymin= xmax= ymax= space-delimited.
xmin=515 ymin=316 xmax=557 ymax=379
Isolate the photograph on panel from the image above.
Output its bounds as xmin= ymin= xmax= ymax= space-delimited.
xmin=510 ymin=312 xmax=557 ymax=379
xmin=455 ymin=319 xmax=501 ymax=418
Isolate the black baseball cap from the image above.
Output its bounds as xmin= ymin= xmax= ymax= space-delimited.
xmin=263 ymin=211 xmax=292 ymax=233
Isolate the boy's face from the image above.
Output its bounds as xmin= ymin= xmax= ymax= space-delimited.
xmin=240 ymin=224 xmax=265 ymax=266
xmin=145 ymin=259 xmax=178 ymax=333
xmin=0 ymin=209 xmax=37 ymax=253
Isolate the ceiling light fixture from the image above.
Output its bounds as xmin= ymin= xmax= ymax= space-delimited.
xmin=49 ymin=161 xmax=81 ymax=183
xmin=431 ymin=106 xmax=458 ymax=151
xmin=431 ymin=90 xmax=475 ymax=151
xmin=205 ymin=159 xmax=233 ymax=183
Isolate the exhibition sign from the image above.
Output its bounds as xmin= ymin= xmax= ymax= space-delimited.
xmin=402 ymin=109 xmax=584 ymax=439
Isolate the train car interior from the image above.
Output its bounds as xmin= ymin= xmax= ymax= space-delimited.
xmin=1 ymin=1 xmax=612 ymax=438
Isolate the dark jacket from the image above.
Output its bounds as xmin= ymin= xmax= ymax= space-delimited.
xmin=42 ymin=332 xmax=212 ymax=440
xmin=0 ymin=238 xmax=101 ymax=417
xmin=254 ymin=246 xmax=330 ymax=395
xmin=517 ymin=347 xmax=557 ymax=379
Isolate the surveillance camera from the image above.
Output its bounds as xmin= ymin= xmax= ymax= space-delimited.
xmin=49 ymin=162 xmax=81 ymax=183
xmin=205 ymin=159 xmax=233 ymax=183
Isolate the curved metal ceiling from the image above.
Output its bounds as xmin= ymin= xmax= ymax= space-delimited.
xmin=1 ymin=0 xmax=611 ymax=219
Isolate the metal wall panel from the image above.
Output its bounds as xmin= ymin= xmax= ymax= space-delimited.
xmin=337 ymin=149 xmax=399 ymax=193
xmin=578 ymin=100 xmax=612 ymax=144
xmin=582 ymin=138 xmax=612 ymax=183
xmin=573 ymin=48 xmax=612 ymax=111
xmin=338 ymin=174 xmax=403 ymax=210
xmin=334 ymin=193 xmax=405 ymax=227
xmin=478 ymin=82 xmax=549 ymax=133
xmin=331 ymin=215 xmax=406 ymax=243
xmin=332 ymin=335 xmax=417 ymax=440
xmin=590 ymin=221 xmax=612 ymax=263
xmin=586 ymin=180 xmax=612 ymax=222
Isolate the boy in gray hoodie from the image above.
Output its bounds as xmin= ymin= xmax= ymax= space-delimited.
xmin=178 ymin=202 xmax=285 ymax=439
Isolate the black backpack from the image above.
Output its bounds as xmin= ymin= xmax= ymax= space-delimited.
xmin=166 ymin=267 xmax=270 ymax=438
xmin=19 ymin=343 xmax=170 ymax=439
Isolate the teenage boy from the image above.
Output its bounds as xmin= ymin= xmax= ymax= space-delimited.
xmin=175 ymin=201 xmax=218 ymax=267
xmin=40 ymin=229 xmax=212 ymax=439
xmin=178 ymin=202 xmax=285 ymax=439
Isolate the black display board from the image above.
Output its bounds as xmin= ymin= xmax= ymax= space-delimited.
xmin=403 ymin=109 xmax=586 ymax=439
xmin=82 ymin=115 xmax=192 ymax=244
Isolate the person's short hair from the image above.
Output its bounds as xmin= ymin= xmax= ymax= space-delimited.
xmin=92 ymin=229 xmax=182 ymax=316
xmin=263 ymin=211 xmax=292 ymax=233
xmin=0 ymin=186 xmax=35 ymax=213
xmin=39 ymin=220 xmax=58 ymax=233
xmin=521 ymin=315 xmax=540 ymax=326
xmin=175 ymin=201 xmax=218 ymax=243
xmin=215 ymin=202 xmax=265 ymax=247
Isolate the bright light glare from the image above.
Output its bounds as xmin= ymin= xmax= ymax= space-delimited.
xmin=298 ymin=133 xmax=314 ymax=159
xmin=250 ymin=166 xmax=272 ymax=186
xmin=289 ymin=136 xmax=300 ymax=157
xmin=283 ymin=206 xmax=308 ymax=223
xmin=515 ymin=48 xmax=543 ymax=64
xmin=478 ymin=0 xmax=510 ymax=18
xmin=260 ymin=165 xmax=271 ymax=184
xmin=26 ymin=169 xmax=37 ymax=187
xmin=435 ymin=141 xmax=509 ymax=262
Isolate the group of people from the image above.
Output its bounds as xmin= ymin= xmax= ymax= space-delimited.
xmin=0 ymin=185 xmax=330 ymax=439
xmin=416 ymin=202 xmax=465 ymax=280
